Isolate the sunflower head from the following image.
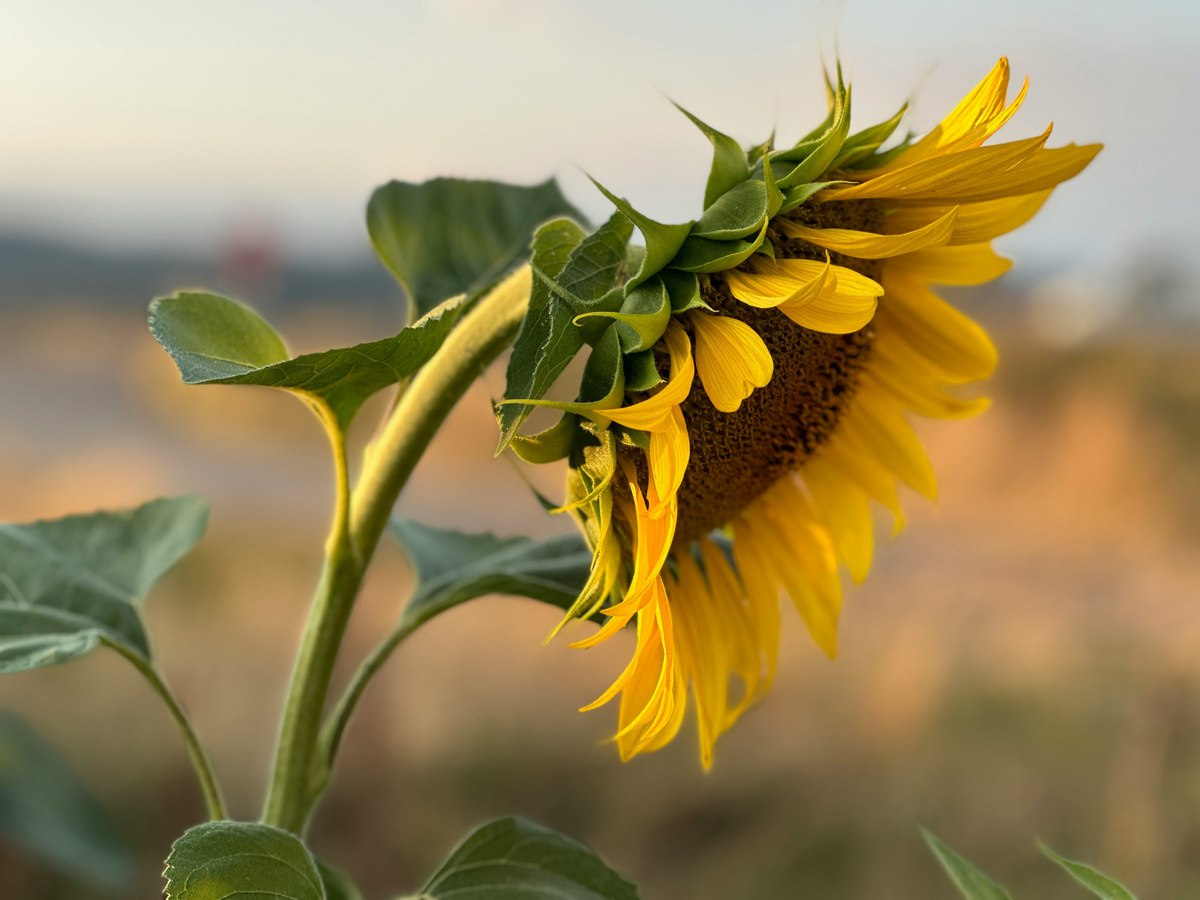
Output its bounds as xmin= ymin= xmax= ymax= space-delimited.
xmin=497 ymin=58 xmax=1100 ymax=766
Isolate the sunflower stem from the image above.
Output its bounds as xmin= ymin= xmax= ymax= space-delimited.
xmin=348 ymin=265 xmax=533 ymax=558
xmin=261 ymin=266 xmax=532 ymax=834
xmin=262 ymin=412 xmax=357 ymax=833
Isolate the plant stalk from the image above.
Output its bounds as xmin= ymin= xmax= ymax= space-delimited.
xmin=261 ymin=413 xmax=358 ymax=832
xmin=261 ymin=266 xmax=532 ymax=834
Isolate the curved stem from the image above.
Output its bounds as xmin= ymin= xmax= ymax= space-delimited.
xmin=262 ymin=410 xmax=357 ymax=832
xmin=262 ymin=266 xmax=532 ymax=834
xmin=349 ymin=265 xmax=533 ymax=556
xmin=110 ymin=642 xmax=227 ymax=821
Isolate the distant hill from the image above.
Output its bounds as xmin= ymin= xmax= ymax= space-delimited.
xmin=0 ymin=232 xmax=402 ymax=315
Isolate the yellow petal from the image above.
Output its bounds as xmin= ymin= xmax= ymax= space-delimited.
xmin=778 ymin=207 xmax=958 ymax=259
xmin=698 ymin=536 xmax=774 ymax=722
xmin=727 ymin=257 xmax=882 ymax=332
xmin=840 ymin=388 xmax=937 ymax=499
xmin=723 ymin=257 xmax=833 ymax=309
xmin=579 ymin=590 xmax=660 ymax=711
xmin=885 ymin=190 xmax=1051 ymax=245
xmin=886 ymin=58 xmax=1014 ymax=167
xmin=854 ymin=59 xmax=1030 ymax=175
xmin=817 ymin=437 xmax=907 ymax=535
xmin=802 ymin=458 xmax=874 ymax=584
xmin=550 ymin=517 xmax=622 ymax=637
xmin=600 ymin=324 xmax=694 ymax=433
xmin=888 ymin=242 xmax=1012 ymax=286
xmin=670 ymin=554 xmax=726 ymax=768
xmin=876 ymin=274 xmax=997 ymax=381
xmin=779 ymin=266 xmax=880 ymax=333
xmin=858 ymin=140 xmax=1101 ymax=206
xmin=646 ymin=405 xmax=690 ymax=505
xmin=590 ymin=476 xmax=675 ymax=622
xmin=614 ymin=587 xmax=685 ymax=757
xmin=863 ymin=364 xmax=991 ymax=421
xmin=933 ymin=142 xmax=1102 ymax=204
xmin=822 ymin=128 xmax=1050 ymax=202
xmin=729 ymin=521 xmax=785 ymax=658
xmin=736 ymin=500 xmax=840 ymax=658
xmin=690 ymin=312 xmax=774 ymax=413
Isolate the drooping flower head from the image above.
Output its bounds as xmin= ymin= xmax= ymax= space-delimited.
xmin=497 ymin=59 xmax=1100 ymax=766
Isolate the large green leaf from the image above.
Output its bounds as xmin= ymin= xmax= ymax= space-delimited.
xmin=922 ymin=829 xmax=1012 ymax=900
xmin=388 ymin=519 xmax=591 ymax=629
xmin=163 ymin=821 xmax=324 ymax=900
xmin=149 ymin=292 xmax=463 ymax=431
xmin=1040 ymin=844 xmax=1137 ymax=899
xmin=0 ymin=712 xmax=133 ymax=891
xmin=368 ymin=177 xmax=581 ymax=318
xmin=404 ymin=817 xmax=637 ymax=900
xmin=0 ymin=496 xmax=208 ymax=672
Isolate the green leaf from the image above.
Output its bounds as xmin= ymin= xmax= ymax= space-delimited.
xmin=388 ymin=520 xmax=591 ymax=629
xmin=164 ymin=821 xmax=324 ymax=900
xmin=318 ymin=860 xmax=364 ymax=900
xmin=409 ymin=817 xmax=638 ymax=900
xmin=368 ymin=177 xmax=581 ymax=318
xmin=0 ymin=712 xmax=133 ymax=890
xmin=498 ymin=218 xmax=590 ymax=451
xmin=150 ymin=292 xmax=463 ymax=431
xmin=673 ymin=104 xmax=752 ymax=208
xmin=0 ymin=496 xmax=208 ymax=672
xmin=590 ymin=179 xmax=692 ymax=289
xmin=1040 ymin=844 xmax=1137 ymax=899
xmin=922 ymin=829 xmax=1012 ymax=900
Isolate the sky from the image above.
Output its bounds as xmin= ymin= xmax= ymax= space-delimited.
xmin=2 ymin=0 xmax=1197 ymax=282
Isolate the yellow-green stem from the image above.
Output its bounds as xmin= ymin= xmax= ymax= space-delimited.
xmin=349 ymin=266 xmax=533 ymax=557
xmin=261 ymin=411 xmax=357 ymax=832
xmin=261 ymin=266 xmax=532 ymax=834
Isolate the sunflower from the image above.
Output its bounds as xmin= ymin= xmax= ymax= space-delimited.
xmin=497 ymin=58 xmax=1100 ymax=766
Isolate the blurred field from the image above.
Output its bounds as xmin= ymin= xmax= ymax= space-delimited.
xmin=1 ymin=301 xmax=1199 ymax=899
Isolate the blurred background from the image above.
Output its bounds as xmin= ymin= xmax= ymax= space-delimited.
xmin=2 ymin=1 xmax=1198 ymax=897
